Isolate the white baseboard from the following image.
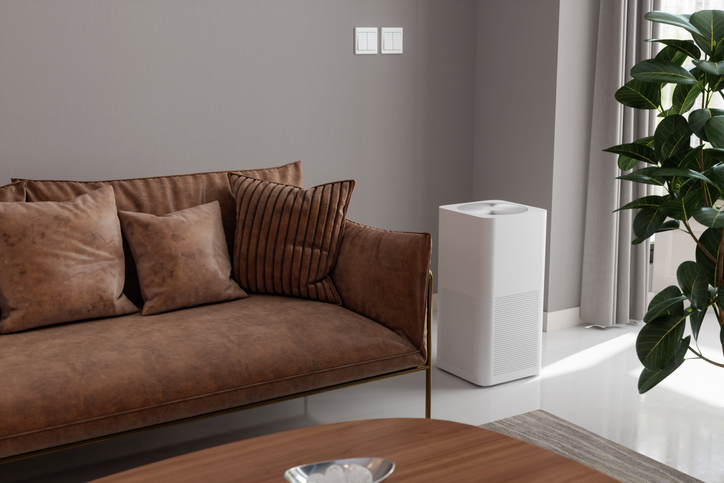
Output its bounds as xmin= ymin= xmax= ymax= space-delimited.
xmin=543 ymin=307 xmax=582 ymax=332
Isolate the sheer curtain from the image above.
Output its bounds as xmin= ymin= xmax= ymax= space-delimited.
xmin=580 ymin=0 xmax=660 ymax=327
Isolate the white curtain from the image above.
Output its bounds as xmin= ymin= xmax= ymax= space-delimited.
xmin=580 ymin=0 xmax=661 ymax=327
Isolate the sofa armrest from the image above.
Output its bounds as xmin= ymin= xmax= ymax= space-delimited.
xmin=330 ymin=220 xmax=432 ymax=360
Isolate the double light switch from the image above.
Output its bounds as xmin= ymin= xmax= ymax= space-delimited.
xmin=355 ymin=28 xmax=378 ymax=54
xmin=355 ymin=27 xmax=403 ymax=55
xmin=381 ymin=28 xmax=403 ymax=54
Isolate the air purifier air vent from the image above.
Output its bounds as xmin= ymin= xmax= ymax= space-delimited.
xmin=493 ymin=290 xmax=541 ymax=376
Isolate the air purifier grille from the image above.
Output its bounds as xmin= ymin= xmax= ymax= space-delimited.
xmin=438 ymin=287 xmax=478 ymax=374
xmin=493 ymin=290 xmax=540 ymax=376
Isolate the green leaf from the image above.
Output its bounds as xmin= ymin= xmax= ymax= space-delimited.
xmin=677 ymin=260 xmax=710 ymax=310
xmin=651 ymin=168 xmax=710 ymax=183
xmin=647 ymin=38 xmax=702 ymax=60
xmin=649 ymin=285 xmax=684 ymax=312
xmin=709 ymin=73 xmax=724 ymax=92
xmin=696 ymin=227 xmax=721 ymax=286
xmin=672 ymin=83 xmax=702 ymax=115
xmin=689 ymin=108 xmax=724 ymax=141
xmin=643 ymin=295 xmax=688 ymax=323
xmin=655 ymin=115 xmax=692 ymax=159
xmin=637 ymin=314 xmax=687 ymax=370
xmin=690 ymin=10 xmax=724 ymax=57
xmin=662 ymin=145 xmax=704 ymax=169
xmin=618 ymin=137 xmax=655 ymax=170
xmin=704 ymin=116 xmax=724 ymax=148
xmin=690 ymin=308 xmax=707 ymax=341
xmin=638 ymin=336 xmax=689 ymax=394
xmin=617 ymin=167 xmax=666 ymax=186
xmin=645 ymin=11 xmax=703 ymax=38
xmin=707 ymin=163 xmax=724 ymax=193
xmin=633 ymin=206 xmax=667 ymax=240
xmin=618 ymin=167 xmax=710 ymax=188
xmin=691 ymin=66 xmax=708 ymax=82
xmin=615 ymin=79 xmax=661 ymax=110
xmin=631 ymin=59 xmax=698 ymax=85
xmin=658 ymin=220 xmax=681 ymax=233
xmin=703 ymin=149 xmax=724 ymax=172
xmin=604 ymin=143 xmax=658 ymax=165
xmin=677 ymin=175 xmax=721 ymax=207
xmin=692 ymin=206 xmax=724 ymax=228
xmin=616 ymin=195 xmax=666 ymax=212
xmin=692 ymin=59 xmax=724 ymax=76
xmin=660 ymin=188 xmax=706 ymax=220
xmin=655 ymin=45 xmax=689 ymax=67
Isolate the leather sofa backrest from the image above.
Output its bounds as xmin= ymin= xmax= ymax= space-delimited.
xmin=12 ymin=161 xmax=303 ymax=306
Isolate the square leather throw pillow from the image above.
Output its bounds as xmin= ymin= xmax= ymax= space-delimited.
xmin=0 ymin=186 xmax=138 ymax=334
xmin=228 ymin=174 xmax=355 ymax=304
xmin=118 ymin=201 xmax=247 ymax=315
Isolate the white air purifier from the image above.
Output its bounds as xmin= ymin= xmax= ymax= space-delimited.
xmin=436 ymin=200 xmax=547 ymax=386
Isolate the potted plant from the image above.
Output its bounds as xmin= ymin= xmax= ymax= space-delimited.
xmin=605 ymin=9 xmax=724 ymax=393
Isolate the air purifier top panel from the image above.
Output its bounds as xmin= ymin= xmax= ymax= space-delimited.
xmin=440 ymin=200 xmax=538 ymax=218
xmin=456 ymin=201 xmax=528 ymax=216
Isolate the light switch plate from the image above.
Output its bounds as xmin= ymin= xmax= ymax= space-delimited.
xmin=355 ymin=27 xmax=378 ymax=54
xmin=381 ymin=27 xmax=403 ymax=54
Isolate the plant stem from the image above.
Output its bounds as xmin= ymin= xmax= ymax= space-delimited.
xmin=688 ymin=346 xmax=724 ymax=368
xmin=684 ymin=219 xmax=717 ymax=262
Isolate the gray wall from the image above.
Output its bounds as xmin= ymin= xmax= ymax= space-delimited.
xmin=0 ymin=0 xmax=602 ymax=314
xmin=473 ymin=0 xmax=599 ymax=313
xmin=473 ymin=0 xmax=560 ymax=309
xmin=0 ymin=0 xmax=477 ymax=282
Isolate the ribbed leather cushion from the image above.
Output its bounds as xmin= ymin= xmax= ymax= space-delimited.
xmin=229 ymin=175 xmax=354 ymax=304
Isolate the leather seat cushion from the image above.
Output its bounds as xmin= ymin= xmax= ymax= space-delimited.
xmin=0 ymin=294 xmax=424 ymax=458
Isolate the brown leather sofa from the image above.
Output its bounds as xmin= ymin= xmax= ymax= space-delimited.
xmin=0 ymin=161 xmax=432 ymax=461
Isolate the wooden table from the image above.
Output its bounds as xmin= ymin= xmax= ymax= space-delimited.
xmin=93 ymin=418 xmax=616 ymax=482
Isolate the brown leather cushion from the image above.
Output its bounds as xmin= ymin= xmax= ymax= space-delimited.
xmin=118 ymin=201 xmax=248 ymax=315
xmin=0 ymin=181 xmax=26 ymax=202
xmin=14 ymin=161 xmax=303 ymax=306
xmin=0 ymin=186 xmax=138 ymax=334
xmin=0 ymin=295 xmax=425 ymax=458
xmin=229 ymin=175 xmax=354 ymax=304
xmin=330 ymin=221 xmax=432 ymax=359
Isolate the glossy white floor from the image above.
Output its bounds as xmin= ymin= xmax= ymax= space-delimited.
xmin=3 ymin=306 xmax=723 ymax=482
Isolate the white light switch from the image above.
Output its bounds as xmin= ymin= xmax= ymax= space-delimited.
xmin=381 ymin=28 xmax=402 ymax=54
xmin=383 ymin=30 xmax=393 ymax=50
xmin=368 ymin=30 xmax=377 ymax=49
xmin=392 ymin=31 xmax=402 ymax=50
xmin=357 ymin=32 xmax=367 ymax=51
xmin=355 ymin=27 xmax=378 ymax=54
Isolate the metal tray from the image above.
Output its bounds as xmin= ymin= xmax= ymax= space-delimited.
xmin=284 ymin=457 xmax=394 ymax=483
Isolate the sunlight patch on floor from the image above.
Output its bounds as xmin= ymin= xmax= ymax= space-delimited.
xmin=541 ymin=332 xmax=637 ymax=380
